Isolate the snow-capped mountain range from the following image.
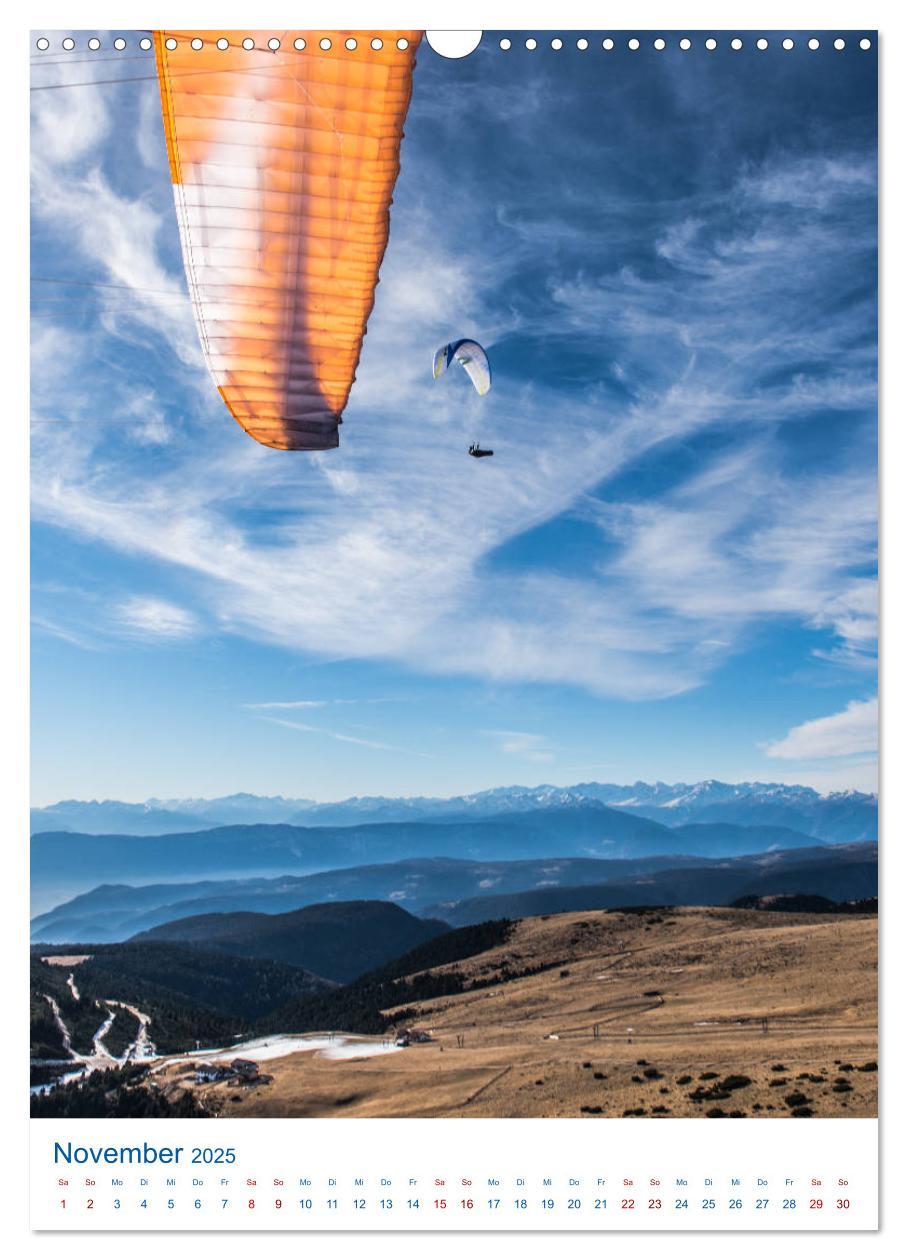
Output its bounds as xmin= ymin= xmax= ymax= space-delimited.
xmin=31 ymin=780 xmax=877 ymax=843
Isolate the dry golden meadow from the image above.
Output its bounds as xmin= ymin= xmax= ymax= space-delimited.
xmin=157 ymin=906 xmax=877 ymax=1119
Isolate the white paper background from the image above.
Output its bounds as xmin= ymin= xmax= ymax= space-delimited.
xmin=5 ymin=3 xmax=901 ymax=1256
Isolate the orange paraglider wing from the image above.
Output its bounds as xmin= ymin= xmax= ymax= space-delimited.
xmin=154 ymin=31 xmax=421 ymax=450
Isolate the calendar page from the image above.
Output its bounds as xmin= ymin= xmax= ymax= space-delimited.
xmin=28 ymin=18 xmax=879 ymax=1236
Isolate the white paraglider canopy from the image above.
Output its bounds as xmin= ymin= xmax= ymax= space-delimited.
xmin=432 ymin=338 xmax=491 ymax=396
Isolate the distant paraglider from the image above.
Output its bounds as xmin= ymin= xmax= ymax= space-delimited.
xmin=432 ymin=339 xmax=491 ymax=395
xmin=433 ymin=338 xmax=493 ymax=457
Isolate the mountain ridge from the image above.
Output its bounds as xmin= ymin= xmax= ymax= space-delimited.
xmin=31 ymin=842 xmax=877 ymax=944
xmin=424 ymin=844 xmax=878 ymax=925
xmin=31 ymin=779 xmax=877 ymax=838
xmin=128 ymin=899 xmax=450 ymax=984
xmin=30 ymin=805 xmax=841 ymax=913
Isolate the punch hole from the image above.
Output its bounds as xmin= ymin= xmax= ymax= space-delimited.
xmin=860 ymin=38 xmax=872 ymax=50
xmin=217 ymin=38 xmax=229 ymax=50
xmin=62 ymin=37 xmax=75 ymax=50
xmin=679 ymin=38 xmax=691 ymax=51
xmin=139 ymin=38 xmax=152 ymax=50
xmin=114 ymin=37 xmax=126 ymax=50
xmin=425 ymin=31 xmax=483 ymax=58
xmin=654 ymin=38 xmax=665 ymax=51
xmin=705 ymin=38 xmax=717 ymax=50
xmin=731 ymin=38 xmax=743 ymax=50
xmin=36 ymin=37 xmax=49 ymax=50
xmin=783 ymin=38 xmax=794 ymax=50
xmin=500 ymin=38 xmax=511 ymax=49
xmin=242 ymin=38 xmax=255 ymax=50
xmin=191 ymin=38 xmax=204 ymax=50
xmin=577 ymin=38 xmax=588 ymax=50
xmin=602 ymin=39 xmax=614 ymax=51
xmin=268 ymin=37 xmax=281 ymax=50
xmin=294 ymin=38 xmax=307 ymax=50
xmin=88 ymin=37 xmax=101 ymax=50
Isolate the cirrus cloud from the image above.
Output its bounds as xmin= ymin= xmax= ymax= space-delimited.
xmin=116 ymin=597 xmax=198 ymax=640
xmin=484 ymin=730 xmax=555 ymax=764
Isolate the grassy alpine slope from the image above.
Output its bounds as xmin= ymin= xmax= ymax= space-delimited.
xmin=151 ymin=904 xmax=877 ymax=1120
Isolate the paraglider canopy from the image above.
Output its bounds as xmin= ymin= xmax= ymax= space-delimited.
xmin=433 ymin=339 xmax=491 ymax=396
xmin=153 ymin=30 xmax=421 ymax=452
xmin=468 ymin=443 xmax=494 ymax=458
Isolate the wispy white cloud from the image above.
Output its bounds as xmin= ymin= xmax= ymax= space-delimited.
xmin=30 ymin=67 xmax=200 ymax=371
xmin=258 ymin=715 xmax=399 ymax=753
xmin=737 ymin=154 xmax=877 ymax=213
xmin=810 ymin=580 xmax=878 ymax=667
xmin=244 ymin=700 xmax=328 ymax=711
xmin=119 ymin=391 xmax=173 ymax=447
xmin=31 ymin=614 xmax=101 ymax=653
xmin=764 ymin=698 xmax=878 ymax=761
xmin=484 ymin=730 xmax=555 ymax=764
xmin=590 ymin=448 xmax=877 ymax=666
xmin=30 ymin=58 xmax=110 ymax=165
xmin=31 ymin=156 xmax=199 ymax=366
xmin=243 ymin=698 xmax=396 ymax=710
xmin=116 ymin=597 xmax=198 ymax=640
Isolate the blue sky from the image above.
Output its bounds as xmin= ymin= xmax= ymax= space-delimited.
xmin=30 ymin=33 xmax=878 ymax=804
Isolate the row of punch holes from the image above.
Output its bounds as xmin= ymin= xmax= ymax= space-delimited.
xmin=510 ymin=35 xmax=873 ymax=51
xmin=34 ymin=36 xmax=411 ymax=53
xmin=34 ymin=34 xmax=875 ymax=54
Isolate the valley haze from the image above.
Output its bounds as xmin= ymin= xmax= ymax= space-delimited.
xmin=31 ymin=779 xmax=877 ymax=920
